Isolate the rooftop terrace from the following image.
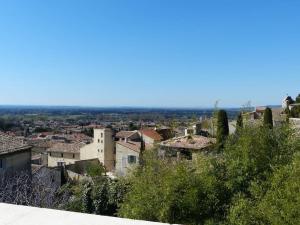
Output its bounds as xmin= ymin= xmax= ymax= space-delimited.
xmin=0 ymin=203 xmax=175 ymax=225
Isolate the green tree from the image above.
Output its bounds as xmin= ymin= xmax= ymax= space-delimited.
xmin=93 ymin=179 xmax=110 ymax=215
xmin=296 ymin=94 xmax=300 ymax=103
xmin=86 ymin=163 xmax=106 ymax=177
xmin=236 ymin=112 xmax=243 ymax=131
xmin=224 ymin=124 xmax=297 ymax=195
xmin=228 ymin=153 xmax=300 ymax=225
xmin=139 ymin=137 xmax=146 ymax=166
xmin=258 ymin=153 xmax=300 ymax=225
xmin=263 ymin=107 xmax=273 ymax=128
xmin=119 ymin=151 xmax=226 ymax=225
xmin=291 ymin=105 xmax=300 ymax=118
xmin=216 ymin=110 xmax=229 ymax=150
xmin=82 ymin=183 xmax=93 ymax=213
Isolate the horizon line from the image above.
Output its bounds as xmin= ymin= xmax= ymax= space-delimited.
xmin=0 ymin=104 xmax=281 ymax=110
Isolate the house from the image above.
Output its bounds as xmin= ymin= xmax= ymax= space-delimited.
xmin=115 ymin=130 xmax=142 ymax=176
xmin=0 ymin=132 xmax=32 ymax=175
xmin=139 ymin=129 xmax=163 ymax=147
xmin=159 ymin=135 xmax=216 ymax=160
xmin=243 ymin=106 xmax=284 ymax=126
xmin=47 ymin=128 xmax=115 ymax=171
xmin=156 ymin=127 xmax=175 ymax=140
xmin=115 ymin=140 xmax=141 ymax=176
xmin=47 ymin=142 xmax=83 ymax=167
xmin=115 ymin=131 xmax=140 ymax=142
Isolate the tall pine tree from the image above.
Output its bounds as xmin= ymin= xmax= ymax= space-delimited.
xmin=216 ymin=110 xmax=229 ymax=149
xmin=263 ymin=107 xmax=273 ymax=128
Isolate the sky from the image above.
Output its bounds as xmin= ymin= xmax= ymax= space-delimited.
xmin=0 ymin=0 xmax=299 ymax=108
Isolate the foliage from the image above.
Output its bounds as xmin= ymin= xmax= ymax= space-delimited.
xmin=296 ymin=94 xmax=300 ymax=103
xmin=86 ymin=163 xmax=106 ymax=177
xmin=93 ymin=179 xmax=110 ymax=215
xmin=216 ymin=110 xmax=229 ymax=150
xmin=228 ymin=153 xmax=300 ymax=225
xmin=61 ymin=177 xmax=129 ymax=216
xmin=263 ymin=107 xmax=273 ymax=128
xmin=118 ymin=151 xmax=227 ymax=224
xmin=82 ymin=183 xmax=93 ymax=213
xmin=129 ymin=122 xmax=139 ymax=131
xmin=139 ymin=138 xmax=145 ymax=166
xmin=82 ymin=128 xmax=93 ymax=137
xmin=33 ymin=127 xmax=53 ymax=133
xmin=291 ymin=105 xmax=300 ymax=118
xmin=224 ymin=124 xmax=298 ymax=195
xmin=236 ymin=112 xmax=243 ymax=131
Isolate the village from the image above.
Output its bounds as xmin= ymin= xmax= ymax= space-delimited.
xmin=0 ymin=94 xmax=299 ymax=189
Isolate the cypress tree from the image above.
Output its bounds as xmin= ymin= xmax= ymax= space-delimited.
xmin=296 ymin=94 xmax=300 ymax=103
xmin=216 ymin=110 xmax=229 ymax=149
xmin=236 ymin=112 xmax=243 ymax=131
xmin=263 ymin=107 xmax=273 ymax=128
xmin=139 ymin=137 xmax=145 ymax=166
xmin=82 ymin=183 xmax=93 ymax=214
xmin=94 ymin=180 xmax=110 ymax=215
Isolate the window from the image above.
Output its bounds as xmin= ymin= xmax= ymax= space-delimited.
xmin=101 ymin=140 xmax=103 ymax=143
xmin=73 ymin=154 xmax=75 ymax=159
xmin=61 ymin=153 xmax=64 ymax=158
xmin=128 ymin=155 xmax=137 ymax=164
xmin=98 ymin=139 xmax=100 ymax=143
xmin=0 ymin=159 xmax=3 ymax=169
xmin=49 ymin=152 xmax=52 ymax=156
xmin=101 ymin=133 xmax=103 ymax=138
xmin=57 ymin=162 xmax=65 ymax=167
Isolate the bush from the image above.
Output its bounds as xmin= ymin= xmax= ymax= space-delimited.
xmin=118 ymin=151 xmax=227 ymax=224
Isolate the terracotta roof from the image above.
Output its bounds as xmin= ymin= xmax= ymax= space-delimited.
xmin=140 ymin=129 xmax=163 ymax=141
xmin=116 ymin=131 xmax=138 ymax=139
xmin=0 ymin=132 xmax=31 ymax=155
xmin=117 ymin=141 xmax=141 ymax=153
xmin=160 ymin=135 xmax=216 ymax=150
xmin=47 ymin=142 xmax=85 ymax=154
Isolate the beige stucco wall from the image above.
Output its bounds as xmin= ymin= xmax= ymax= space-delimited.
xmin=48 ymin=152 xmax=80 ymax=167
xmin=0 ymin=149 xmax=31 ymax=174
xmin=143 ymin=135 xmax=154 ymax=145
xmin=47 ymin=129 xmax=115 ymax=170
xmin=80 ymin=128 xmax=115 ymax=171
xmin=115 ymin=143 xmax=139 ymax=176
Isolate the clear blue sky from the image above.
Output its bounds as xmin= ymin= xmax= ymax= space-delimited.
xmin=0 ymin=0 xmax=299 ymax=108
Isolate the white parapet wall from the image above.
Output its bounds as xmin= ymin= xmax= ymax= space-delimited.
xmin=0 ymin=203 xmax=175 ymax=225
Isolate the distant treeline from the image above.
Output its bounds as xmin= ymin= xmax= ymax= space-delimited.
xmin=0 ymin=106 xmax=242 ymax=120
